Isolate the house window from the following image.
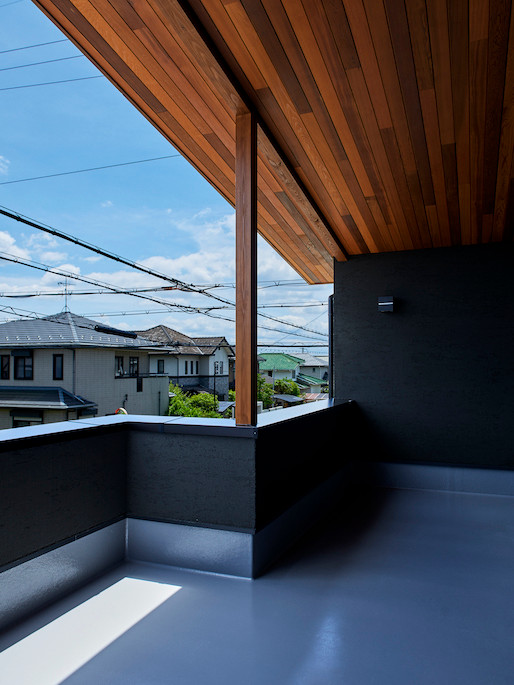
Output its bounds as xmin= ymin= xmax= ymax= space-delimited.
xmin=184 ymin=361 xmax=188 ymax=375
xmin=129 ymin=357 xmax=139 ymax=377
xmin=115 ymin=356 xmax=124 ymax=376
xmin=53 ymin=354 xmax=63 ymax=380
xmin=14 ymin=353 xmax=33 ymax=380
xmin=157 ymin=359 xmax=164 ymax=374
xmin=137 ymin=377 xmax=143 ymax=392
xmin=1 ymin=355 xmax=9 ymax=380
xmin=219 ymin=361 xmax=223 ymax=374
xmin=195 ymin=361 xmax=199 ymax=375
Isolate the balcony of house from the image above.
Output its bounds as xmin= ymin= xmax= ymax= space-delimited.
xmin=1 ymin=391 xmax=514 ymax=684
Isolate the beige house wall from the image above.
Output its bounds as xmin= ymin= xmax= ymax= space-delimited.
xmin=0 ymin=347 xmax=169 ymax=420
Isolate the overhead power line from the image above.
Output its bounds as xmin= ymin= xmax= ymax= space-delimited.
xmin=0 ymin=154 xmax=182 ymax=186
xmin=0 ymin=252 xmax=327 ymax=342
xmin=0 ymin=206 xmax=328 ymax=338
xmin=0 ymin=39 xmax=68 ymax=53
xmin=0 ymin=75 xmax=103 ymax=91
xmin=0 ymin=54 xmax=83 ymax=72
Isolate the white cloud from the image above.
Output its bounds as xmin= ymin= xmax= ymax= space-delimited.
xmin=101 ymin=200 xmax=113 ymax=208
xmin=0 ymin=230 xmax=31 ymax=261
xmin=25 ymin=232 xmax=59 ymax=250
xmin=41 ymin=263 xmax=81 ymax=286
xmin=40 ymin=251 xmax=68 ymax=264
xmin=0 ymin=156 xmax=10 ymax=176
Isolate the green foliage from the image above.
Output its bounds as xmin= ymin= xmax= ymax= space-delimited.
xmin=168 ymin=384 xmax=222 ymax=418
xmin=257 ymin=375 xmax=274 ymax=408
xmin=189 ymin=392 xmax=219 ymax=413
xmin=273 ymin=378 xmax=301 ymax=396
xmin=228 ymin=377 xmax=274 ymax=409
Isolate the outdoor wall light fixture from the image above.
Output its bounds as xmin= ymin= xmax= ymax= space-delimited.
xmin=378 ymin=296 xmax=394 ymax=312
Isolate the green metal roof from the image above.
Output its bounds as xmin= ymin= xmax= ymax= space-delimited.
xmin=258 ymin=353 xmax=303 ymax=371
xmin=297 ymin=373 xmax=324 ymax=385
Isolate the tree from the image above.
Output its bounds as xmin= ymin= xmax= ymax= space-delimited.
xmin=168 ymin=384 xmax=222 ymax=418
xmin=273 ymin=378 xmax=301 ymax=396
xmin=257 ymin=375 xmax=274 ymax=408
xmin=228 ymin=376 xmax=274 ymax=408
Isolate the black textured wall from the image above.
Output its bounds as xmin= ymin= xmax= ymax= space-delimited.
xmin=128 ymin=431 xmax=256 ymax=530
xmin=334 ymin=244 xmax=514 ymax=468
xmin=255 ymin=402 xmax=357 ymax=529
xmin=0 ymin=429 xmax=127 ymax=568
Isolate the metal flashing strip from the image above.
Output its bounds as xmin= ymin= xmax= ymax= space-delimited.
xmin=0 ymin=521 xmax=126 ymax=632
xmin=368 ymin=463 xmax=514 ymax=497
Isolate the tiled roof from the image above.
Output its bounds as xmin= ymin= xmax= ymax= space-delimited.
xmin=258 ymin=353 xmax=303 ymax=371
xmin=134 ymin=325 xmax=203 ymax=355
xmin=0 ymin=386 xmax=96 ymax=410
xmin=192 ymin=336 xmax=234 ymax=356
xmin=294 ymin=352 xmax=329 ymax=367
xmin=0 ymin=312 xmax=161 ymax=349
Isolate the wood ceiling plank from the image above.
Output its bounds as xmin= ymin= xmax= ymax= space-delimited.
xmin=321 ymin=0 xmax=361 ymax=71
xmin=380 ymin=126 xmax=430 ymax=249
xmin=255 ymin=88 xmax=356 ymax=246
xmin=281 ymin=0 xmax=375 ymax=197
xmin=188 ymin=0 xmax=268 ymax=91
xmin=426 ymin=0 xmax=455 ymax=146
xmin=482 ymin=0 xmax=512 ymax=220
xmin=342 ymin=0 xmax=392 ymax=130
xmin=256 ymin=190 xmax=332 ymax=281
xmin=131 ymin=1 xmax=237 ymax=127
xmin=302 ymin=112 xmax=386 ymax=252
xmin=419 ymin=88 xmax=451 ymax=246
xmin=448 ymin=0 xmax=471 ymax=244
xmin=257 ymin=164 xmax=336 ymax=272
xmin=347 ymin=66 xmax=427 ymax=249
xmin=258 ymin=130 xmax=347 ymax=260
xmin=298 ymin=0 xmax=412 ymax=251
xmin=221 ymin=0 xmax=357 ymax=244
xmin=469 ymin=35 xmax=489 ymax=243
xmin=383 ymin=0 xmax=437 ymax=211
xmin=238 ymin=0 xmax=312 ymax=115
xmin=492 ymin=2 xmax=514 ymax=240
xmin=150 ymin=0 xmax=245 ymax=114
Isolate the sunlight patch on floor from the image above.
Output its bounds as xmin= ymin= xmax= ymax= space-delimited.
xmin=0 ymin=577 xmax=181 ymax=685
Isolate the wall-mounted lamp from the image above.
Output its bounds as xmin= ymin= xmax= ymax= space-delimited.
xmin=378 ymin=296 xmax=394 ymax=312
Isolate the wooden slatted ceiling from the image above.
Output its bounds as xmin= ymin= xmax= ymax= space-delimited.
xmin=34 ymin=0 xmax=514 ymax=284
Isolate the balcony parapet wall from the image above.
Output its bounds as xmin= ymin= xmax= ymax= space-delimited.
xmin=0 ymin=401 xmax=353 ymax=629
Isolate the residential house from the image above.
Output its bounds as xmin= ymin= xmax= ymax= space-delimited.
xmin=258 ymin=352 xmax=325 ymax=394
xmin=0 ymin=311 xmax=169 ymax=428
xmin=1 ymin=3 xmax=513 ymax=683
xmin=295 ymin=351 xmax=329 ymax=393
xmin=135 ymin=325 xmax=234 ymax=400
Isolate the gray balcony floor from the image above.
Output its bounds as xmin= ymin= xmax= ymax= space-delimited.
xmin=1 ymin=487 xmax=513 ymax=684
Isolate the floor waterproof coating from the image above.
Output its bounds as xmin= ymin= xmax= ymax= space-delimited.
xmin=1 ymin=488 xmax=513 ymax=684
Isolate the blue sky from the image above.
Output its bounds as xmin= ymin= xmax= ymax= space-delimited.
xmin=0 ymin=0 xmax=331 ymax=350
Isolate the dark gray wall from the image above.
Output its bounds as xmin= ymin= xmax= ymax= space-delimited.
xmin=0 ymin=429 xmax=127 ymax=569
xmin=334 ymin=244 xmax=514 ymax=468
xmin=255 ymin=402 xmax=357 ymax=529
xmin=128 ymin=431 xmax=256 ymax=530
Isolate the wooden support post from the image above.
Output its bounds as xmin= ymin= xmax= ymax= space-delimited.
xmin=235 ymin=110 xmax=258 ymax=426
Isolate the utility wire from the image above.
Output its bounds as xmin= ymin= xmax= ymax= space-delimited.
xmin=0 ymin=75 xmax=103 ymax=91
xmin=0 ymin=206 xmax=328 ymax=338
xmin=0 ymin=39 xmax=68 ymax=53
xmin=0 ymin=0 xmax=24 ymax=8
xmin=0 ymin=287 xmax=326 ymax=309
xmin=0 ymin=55 xmax=83 ymax=72
xmin=0 ymin=154 xmax=182 ymax=186
xmin=0 ymin=252 xmax=327 ymax=341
